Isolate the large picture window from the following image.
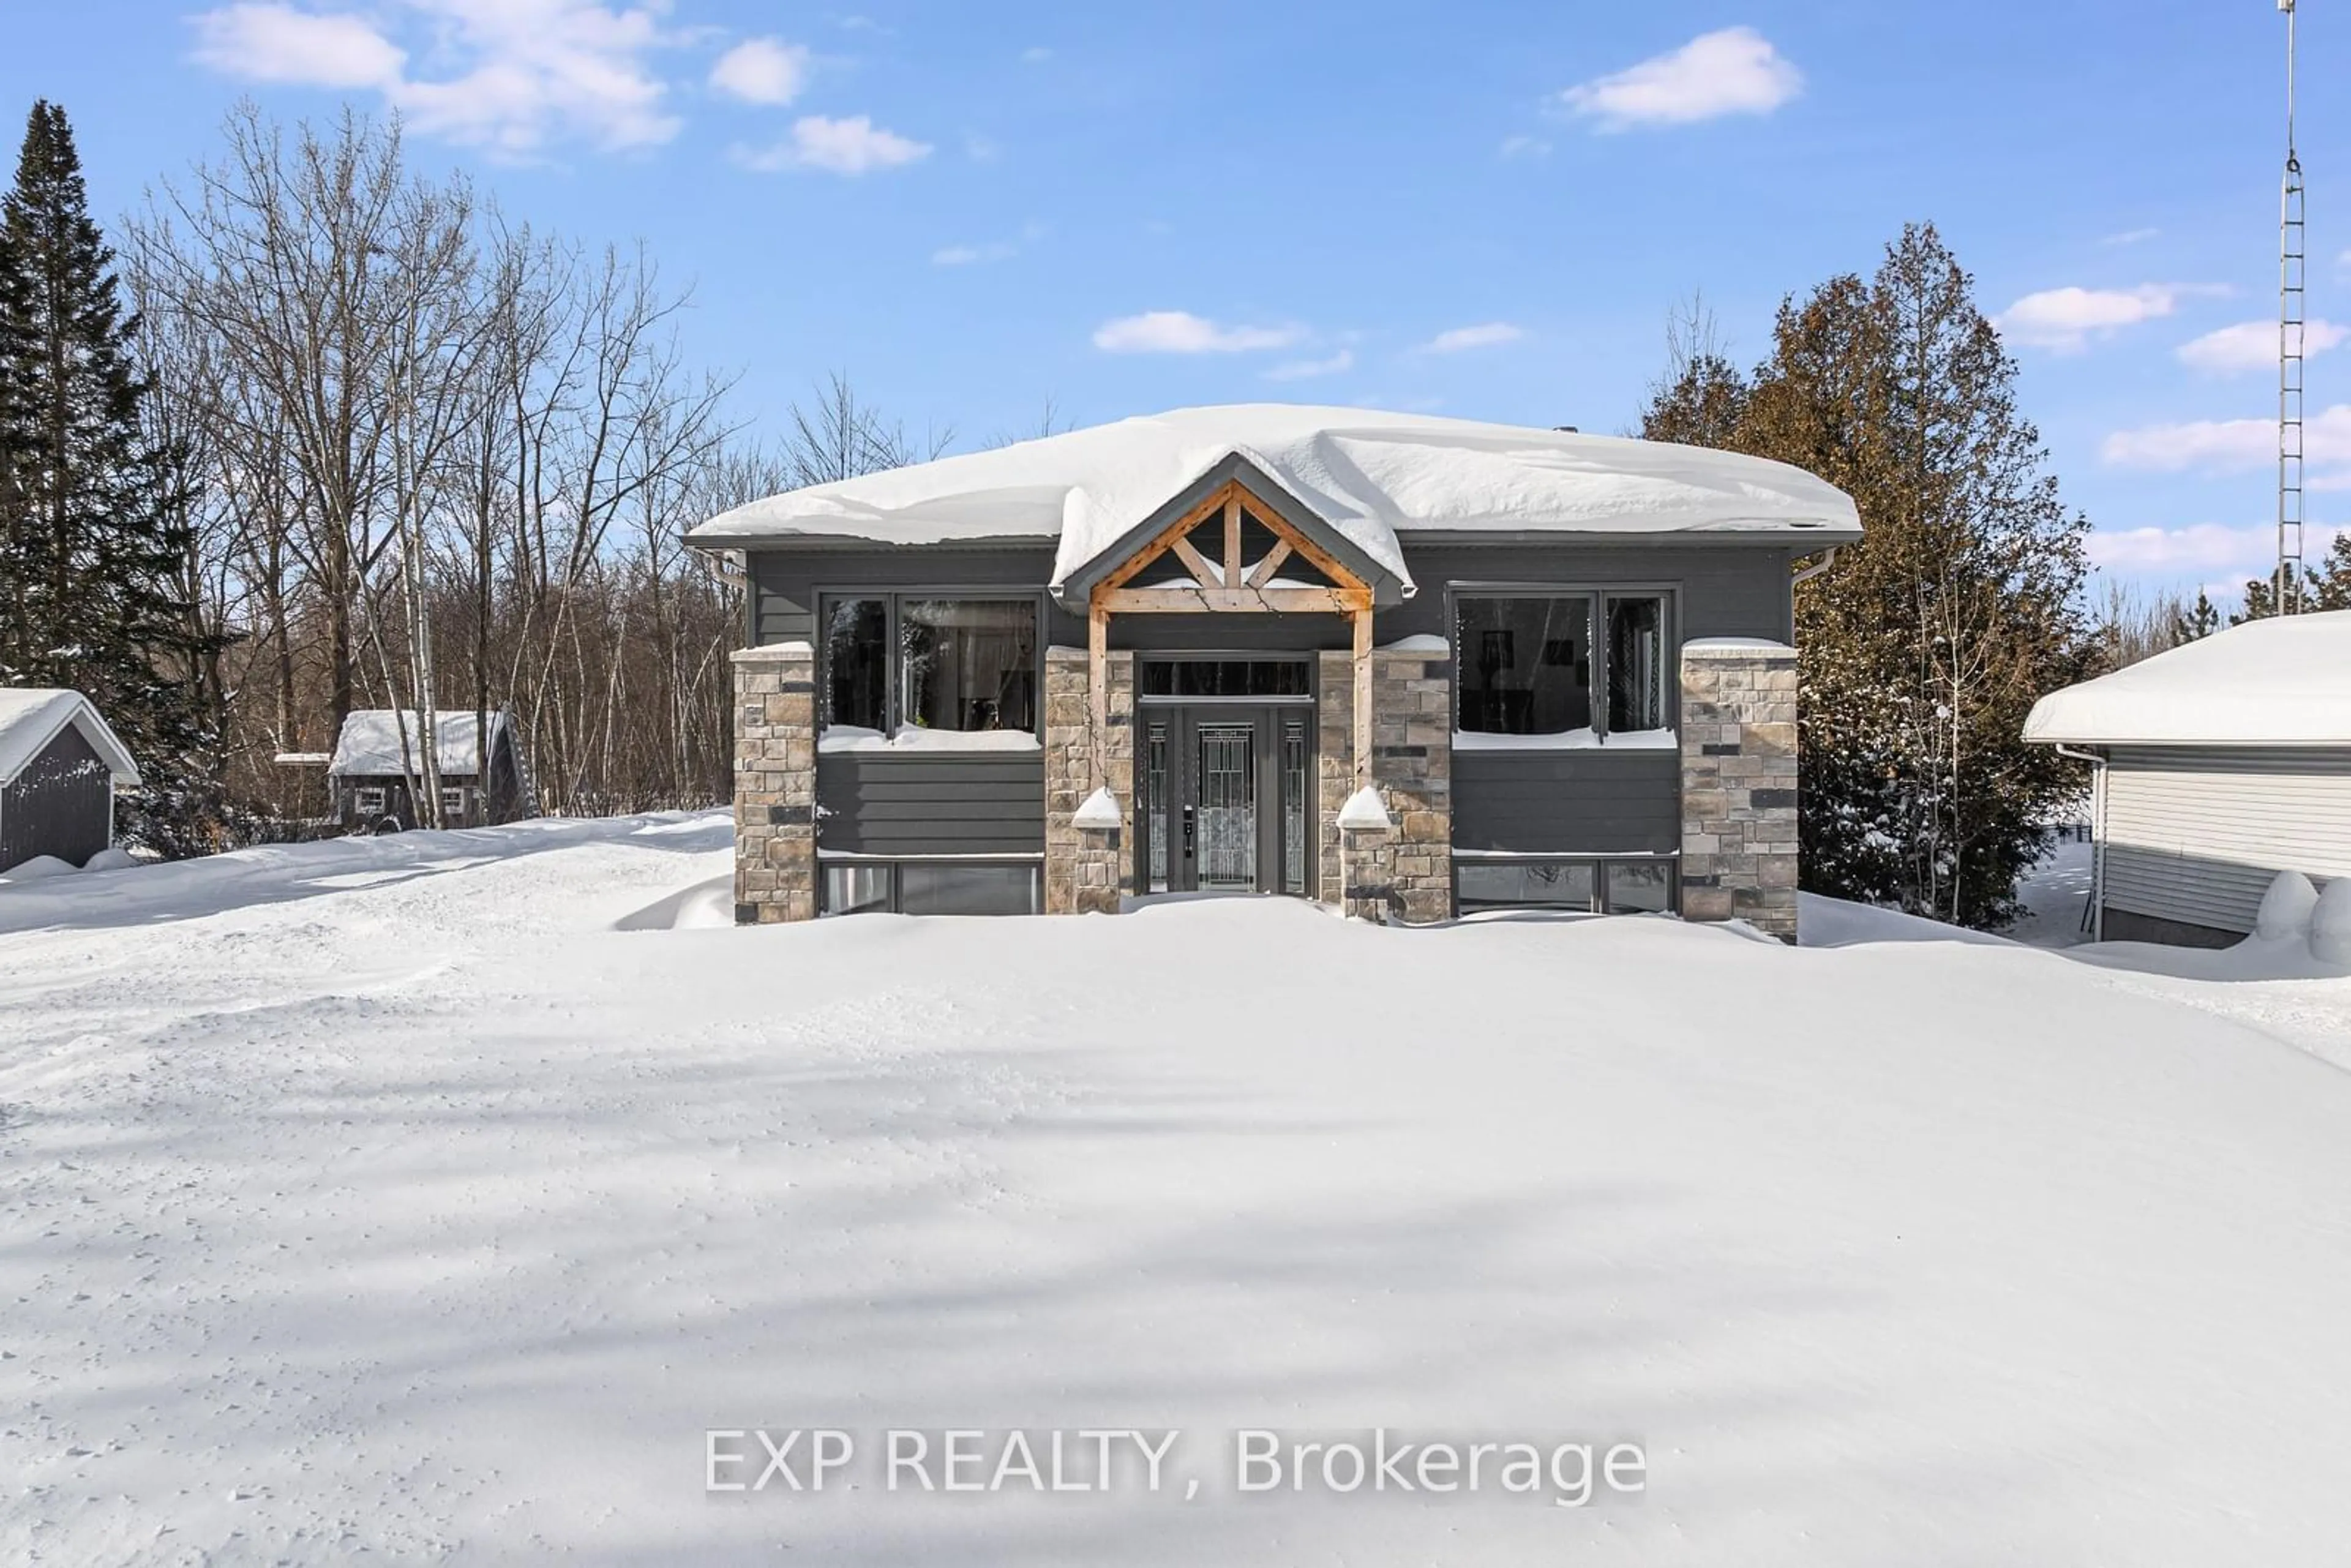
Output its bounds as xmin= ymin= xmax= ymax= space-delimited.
xmin=818 ymin=594 xmax=1040 ymax=737
xmin=1455 ymin=595 xmax=1592 ymax=737
xmin=900 ymin=599 xmax=1037 ymax=733
xmin=1454 ymin=590 xmax=1671 ymax=741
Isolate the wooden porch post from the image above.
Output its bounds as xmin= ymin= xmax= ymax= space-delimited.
xmin=1088 ymin=597 xmax=1110 ymax=787
xmin=1351 ymin=606 xmax=1373 ymax=789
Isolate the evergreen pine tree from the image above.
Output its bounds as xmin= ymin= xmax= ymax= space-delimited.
xmin=2230 ymin=563 xmax=2322 ymax=624
xmin=2170 ymin=588 xmax=2221 ymax=643
xmin=0 ymin=100 xmax=220 ymax=855
xmin=1641 ymin=223 xmax=2101 ymax=929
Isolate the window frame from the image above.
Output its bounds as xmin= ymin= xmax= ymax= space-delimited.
xmin=1451 ymin=854 xmax=1680 ymax=916
xmin=440 ymin=786 xmax=466 ymax=816
xmin=818 ymin=856 xmax=1045 ymax=917
xmin=353 ymin=785 xmax=386 ymax=814
xmin=1444 ymin=582 xmax=1680 ymax=743
xmin=815 ymin=587 xmax=1048 ymax=740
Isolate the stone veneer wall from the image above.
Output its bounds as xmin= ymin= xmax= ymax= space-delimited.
xmin=1316 ymin=651 xmax=1354 ymax=912
xmin=1319 ymin=647 xmax=1453 ymax=923
xmin=1371 ymin=648 xmax=1453 ymax=924
xmin=1043 ymin=647 xmax=1134 ymax=915
xmin=1679 ymin=639 xmax=1799 ymax=942
xmin=730 ymin=640 xmax=817 ymax=924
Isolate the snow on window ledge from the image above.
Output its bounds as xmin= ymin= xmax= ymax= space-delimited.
xmin=817 ymin=726 xmax=1044 ymax=754
xmin=1450 ymin=727 xmax=1678 ymax=752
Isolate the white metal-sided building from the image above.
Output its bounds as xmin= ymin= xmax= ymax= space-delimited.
xmin=2023 ymin=610 xmax=2351 ymax=946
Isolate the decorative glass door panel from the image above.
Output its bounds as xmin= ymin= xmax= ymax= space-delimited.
xmin=1194 ymin=723 xmax=1258 ymax=891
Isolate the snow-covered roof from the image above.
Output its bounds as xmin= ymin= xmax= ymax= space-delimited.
xmin=330 ymin=710 xmax=514 ymax=778
xmin=0 ymin=688 xmax=141 ymax=786
xmin=2023 ymin=610 xmax=2351 ymax=747
xmin=686 ymin=405 xmax=1862 ymax=597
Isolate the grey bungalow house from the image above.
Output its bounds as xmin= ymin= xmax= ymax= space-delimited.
xmin=686 ymin=405 xmax=1860 ymax=937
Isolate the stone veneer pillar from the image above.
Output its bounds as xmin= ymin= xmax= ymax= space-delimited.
xmin=730 ymin=640 xmax=817 ymax=925
xmin=1043 ymin=646 xmax=1133 ymax=915
xmin=1678 ymin=639 xmax=1799 ymax=942
xmin=1319 ymin=646 xmax=1452 ymax=923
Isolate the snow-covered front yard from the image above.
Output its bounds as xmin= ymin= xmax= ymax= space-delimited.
xmin=4 ymin=814 xmax=2349 ymax=1564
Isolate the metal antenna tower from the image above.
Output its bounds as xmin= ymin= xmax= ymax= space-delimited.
xmin=2278 ymin=0 xmax=2306 ymax=614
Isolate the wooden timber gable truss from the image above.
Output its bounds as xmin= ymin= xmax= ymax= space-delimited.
xmin=1082 ymin=477 xmax=1378 ymax=795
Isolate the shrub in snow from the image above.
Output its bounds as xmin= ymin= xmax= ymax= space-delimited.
xmin=2310 ymin=879 xmax=2351 ymax=968
xmin=2254 ymin=870 xmax=2321 ymax=942
xmin=0 ymin=855 xmax=78 ymax=882
xmin=83 ymin=847 xmax=139 ymax=871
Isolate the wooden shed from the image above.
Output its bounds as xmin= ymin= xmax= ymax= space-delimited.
xmin=0 ymin=688 xmax=142 ymax=874
xmin=2024 ymin=610 xmax=2351 ymax=946
xmin=327 ymin=709 xmax=533 ymax=833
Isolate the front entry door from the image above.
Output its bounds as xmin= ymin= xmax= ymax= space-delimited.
xmin=1139 ymin=705 xmax=1313 ymax=896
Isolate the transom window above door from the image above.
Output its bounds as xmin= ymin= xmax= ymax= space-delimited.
xmin=821 ymin=594 xmax=1040 ymax=735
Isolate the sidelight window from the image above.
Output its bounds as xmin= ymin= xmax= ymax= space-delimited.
xmin=1605 ymin=596 xmax=1667 ymax=732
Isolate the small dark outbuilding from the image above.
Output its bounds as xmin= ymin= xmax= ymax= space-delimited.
xmin=328 ymin=709 xmax=533 ymax=833
xmin=0 ymin=688 xmax=142 ymax=874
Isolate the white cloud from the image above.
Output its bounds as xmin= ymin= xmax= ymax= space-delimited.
xmin=710 ymin=37 xmax=809 ymax=105
xmin=2100 ymin=402 xmax=2351 ymax=473
xmin=735 ymin=114 xmax=932 ymax=174
xmin=1558 ymin=27 xmax=1801 ymax=130
xmin=2177 ymin=318 xmax=2348 ymax=374
xmin=2089 ymin=521 xmax=2347 ymax=576
xmin=1263 ymin=349 xmax=1355 ymax=381
xmin=1422 ymin=321 xmax=1524 ymax=353
xmin=1092 ymin=312 xmax=1307 ymax=354
xmin=2100 ymin=227 xmax=2160 ymax=247
xmin=1993 ymin=283 xmax=2224 ymax=352
xmin=191 ymin=3 xmax=404 ymax=88
xmin=932 ymin=223 xmax=1041 ymax=266
xmin=933 ymin=241 xmax=1013 ymax=266
xmin=189 ymin=0 xmax=684 ymax=156
xmin=1499 ymin=134 xmax=1551 ymax=159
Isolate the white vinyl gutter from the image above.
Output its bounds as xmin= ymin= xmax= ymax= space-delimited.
xmin=1791 ymin=546 xmax=1840 ymax=587
xmin=2052 ymin=743 xmax=2106 ymax=941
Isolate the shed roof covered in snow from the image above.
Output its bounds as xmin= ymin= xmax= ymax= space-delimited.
xmin=329 ymin=710 xmax=516 ymax=778
xmin=685 ymin=404 xmax=1862 ymax=598
xmin=0 ymin=688 xmax=141 ymax=786
xmin=2023 ymin=610 xmax=2351 ymax=748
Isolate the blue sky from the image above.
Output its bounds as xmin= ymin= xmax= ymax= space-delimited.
xmin=8 ymin=1 xmax=2344 ymax=602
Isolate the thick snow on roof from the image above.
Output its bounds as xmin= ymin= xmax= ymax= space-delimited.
xmin=0 ymin=688 xmax=141 ymax=785
xmin=330 ymin=710 xmax=511 ymax=778
xmin=2024 ymin=610 xmax=2351 ymax=746
xmin=686 ymin=404 xmax=1862 ymax=592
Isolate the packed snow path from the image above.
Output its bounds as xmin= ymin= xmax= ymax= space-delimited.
xmin=3 ymin=814 xmax=2349 ymax=1564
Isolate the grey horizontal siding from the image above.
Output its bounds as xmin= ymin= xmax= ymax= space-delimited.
xmin=2101 ymin=745 xmax=2351 ymax=934
xmin=1452 ymin=750 xmax=1681 ymax=855
xmin=752 ymin=546 xmax=1079 ymax=647
xmin=1375 ymin=542 xmax=1794 ymax=644
xmin=816 ymin=752 xmax=1046 ymax=856
xmin=749 ymin=539 xmax=1796 ymax=650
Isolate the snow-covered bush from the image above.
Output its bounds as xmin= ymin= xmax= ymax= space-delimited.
xmin=2310 ymin=879 xmax=2351 ymax=968
xmin=2255 ymin=870 xmax=2321 ymax=942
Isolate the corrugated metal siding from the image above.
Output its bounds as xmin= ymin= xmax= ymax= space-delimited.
xmin=816 ymin=753 xmax=1046 ymax=856
xmin=0 ymin=724 xmax=112 ymax=871
xmin=1453 ymin=751 xmax=1681 ymax=854
xmin=2103 ymin=745 xmax=2351 ymax=934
